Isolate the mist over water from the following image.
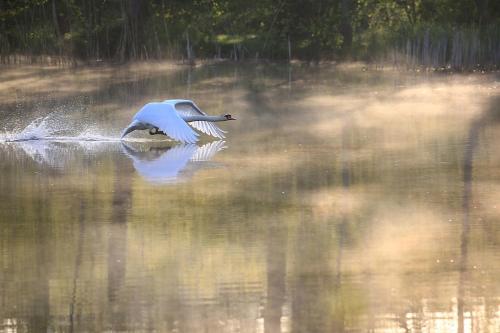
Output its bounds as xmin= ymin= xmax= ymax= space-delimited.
xmin=0 ymin=63 xmax=499 ymax=332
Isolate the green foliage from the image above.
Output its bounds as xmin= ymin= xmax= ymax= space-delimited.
xmin=0 ymin=0 xmax=499 ymax=65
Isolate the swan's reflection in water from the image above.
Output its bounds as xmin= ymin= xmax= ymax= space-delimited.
xmin=2 ymin=139 xmax=226 ymax=184
xmin=121 ymin=140 xmax=226 ymax=184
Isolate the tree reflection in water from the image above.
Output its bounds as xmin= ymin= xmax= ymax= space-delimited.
xmin=458 ymin=96 xmax=500 ymax=333
xmin=0 ymin=65 xmax=499 ymax=332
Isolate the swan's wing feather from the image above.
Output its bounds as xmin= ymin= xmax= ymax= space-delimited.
xmin=134 ymin=103 xmax=199 ymax=143
xmin=121 ymin=119 xmax=142 ymax=138
xmin=190 ymin=121 xmax=226 ymax=139
xmin=171 ymin=101 xmax=227 ymax=139
xmin=173 ymin=101 xmax=207 ymax=117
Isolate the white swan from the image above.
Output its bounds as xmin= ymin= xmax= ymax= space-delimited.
xmin=121 ymin=99 xmax=235 ymax=143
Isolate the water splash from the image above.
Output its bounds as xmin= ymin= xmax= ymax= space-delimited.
xmin=1 ymin=114 xmax=62 ymax=141
xmin=74 ymin=126 xmax=121 ymax=142
xmin=0 ymin=112 xmax=120 ymax=142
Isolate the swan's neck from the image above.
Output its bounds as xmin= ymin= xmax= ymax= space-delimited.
xmin=181 ymin=115 xmax=226 ymax=122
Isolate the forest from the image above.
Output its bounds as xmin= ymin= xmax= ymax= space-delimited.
xmin=1 ymin=0 xmax=500 ymax=68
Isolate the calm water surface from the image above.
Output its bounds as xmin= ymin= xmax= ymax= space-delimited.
xmin=0 ymin=63 xmax=499 ymax=332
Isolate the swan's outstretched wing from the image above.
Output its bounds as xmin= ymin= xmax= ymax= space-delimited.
xmin=121 ymin=119 xmax=142 ymax=138
xmin=134 ymin=103 xmax=199 ymax=143
xmin=171 ymin=101 xmax=226 ymax=139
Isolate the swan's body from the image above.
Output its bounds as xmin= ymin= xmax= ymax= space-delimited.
xmin=121 ymin=99 xmax=235 ymax=143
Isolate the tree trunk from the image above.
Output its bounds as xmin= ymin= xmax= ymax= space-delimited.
xmin=117 ymin=1 xmax=128 ymax=62
xmin=51 ymin=0 xmax=62 ymax=55
xmin=186 ymin=31 xmax=194 ymax=65
xmin=340 ymin=0 xmax=353 ymax=57
xmin=287 ymin=35 xmax=292 ymax=62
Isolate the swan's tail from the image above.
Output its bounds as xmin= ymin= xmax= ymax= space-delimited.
xmin=121 ymin=120 xmax=141 ymax=139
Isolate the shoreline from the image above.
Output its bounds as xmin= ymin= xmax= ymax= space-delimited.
xmin=1 ymin=56 xmax=499 ymax=75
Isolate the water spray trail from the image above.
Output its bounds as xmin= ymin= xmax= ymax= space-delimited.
xmin=0 ymin=112 xmax=121 ymax=142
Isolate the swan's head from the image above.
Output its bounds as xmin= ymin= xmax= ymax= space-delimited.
xmin=223 ymin=114 xmax=236 ymax=120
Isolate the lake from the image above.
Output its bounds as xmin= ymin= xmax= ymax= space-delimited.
xmin=0 ymin=62 xmax=499 ymax=332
